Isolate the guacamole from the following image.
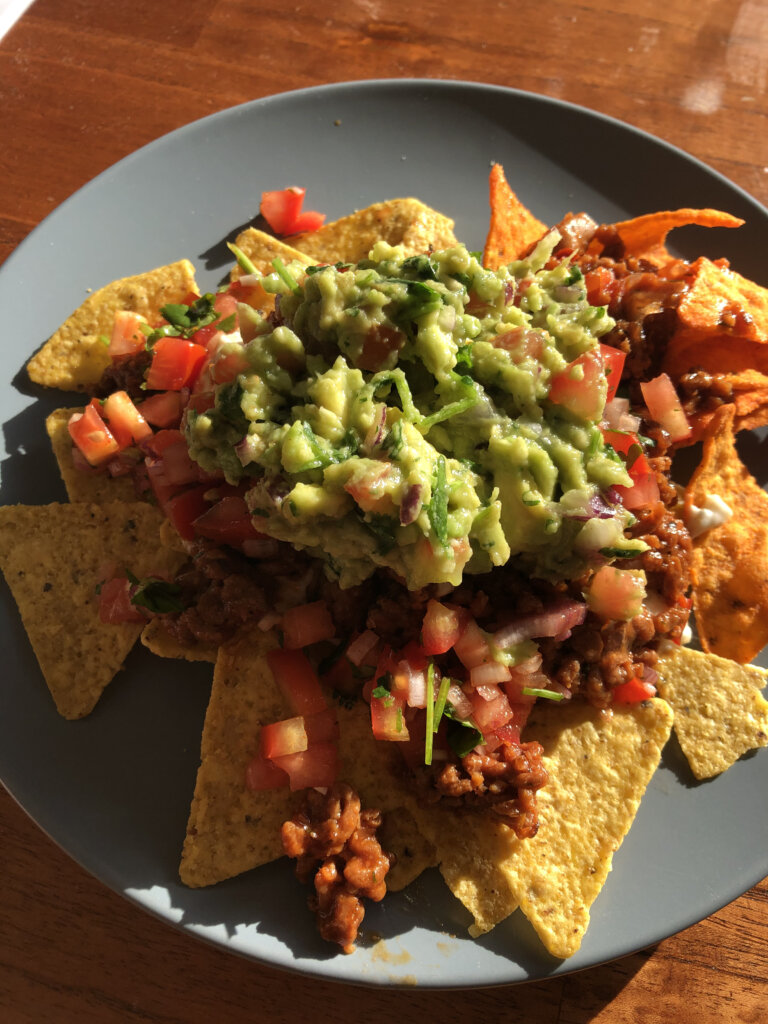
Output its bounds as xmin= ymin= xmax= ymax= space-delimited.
xmin=186 ymin=234 xmax=639 ymax=589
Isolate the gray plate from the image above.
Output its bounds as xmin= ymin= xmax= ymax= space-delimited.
xmin=1 ymin=79 xmax=766 ymax=989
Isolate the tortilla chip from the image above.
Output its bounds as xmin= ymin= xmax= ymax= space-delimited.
xmin=180 ymin=632 xmax=299 ymax=887
xmin=685 ymin=405 xmax=768 ymax=663
xmin=656 ymin=645 xmax=768 ymax=779
xmin=285 ymin=199 xmax=458 ymax=264
xmin=140 ymin=617 xmax=218 ymax=663
xmin=0 ymin=502 xmax=184 ymax=718
xmin=46 ymin=408 xmax=139 ymax=504
xmin=686 ymin=370 xmax=768 ymax=439
xmin=336 ymin=700 xmax=435 ymax=891
xmin=482 ymin=163 xmax=547 ymax=269
xmin=413 ymin=805 xmax=520 ymax=935
xmin=412 ymin=700 xmax=673 ymax=956
xmin=502 ymin=698 xmax=674 ymax=958
xmin=27 ymin=260 xmax=198 ymax=392
xmin=609 ymin=209 xmax=743 ymax=267
xmin=229 ymin=228 xmax=310 ymax=314
xmin=663 ymin=257 xmax=768 ymax=381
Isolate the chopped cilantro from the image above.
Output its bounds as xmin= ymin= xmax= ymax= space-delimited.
xmin=428 ymin=455 xmax=448 ymax=546
xmin=129 ymin=576 xmax=186 ymax=614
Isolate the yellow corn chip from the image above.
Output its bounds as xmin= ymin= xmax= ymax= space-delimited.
xmin=229 ymin=228 xmax=310 ymax=315
xmin=27 ymin=259 xmax=197 ymax=392
xmin=378 ymin=806 xmax=436 ymax=893
xmin=501 ymin=698 xmax=674 ymax=959
xmin=0 ymin=502 xmax=184 ymax=718
xmin=140 ymin=617 xmax=218 ymax=663
xmin=46 ymin=408 xmax=138 ymax=504
xmin=179 ymin=631 xmax=297 ymax=887
xmin=685 ymin=405 xmax=768 ymax=663
xmin=657 ymin=645 xmax=768 ymax=779
xmin=285 ymin=199 xmax=458 ymax=264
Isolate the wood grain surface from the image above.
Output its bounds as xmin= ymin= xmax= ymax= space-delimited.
xmin=1 ymin=1 xmax=767 ymax=1021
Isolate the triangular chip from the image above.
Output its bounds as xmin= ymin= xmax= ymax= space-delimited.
xmin=0 ymin=502 xmax=184 ymax=718
xmin=685 ymin=405 xmax=768 ymax=663
xmin=499 ymin=698 xmax=674 ymax=958
xmin=663 ymin=257 xmax=768 ymax=381
xmin=609 ymin=208 xmax=742 ymax=267
xmin=482 ymin=163 xmax=547 ymax=269
xmin=285 ymin=199 xmax=458 ymax=264
xmin=27 ymin=259 xmax=198 ymax=392
xmin=656 ymin=645 xmax=768 ymax=779
xmin=179 ymin=631 xmax=297 ymax=887
xmin=684 ymin=370 xmax=768 ymax=440
xmin=46 ymin=408 xmax=139 ymax=504
xmin=229 ymin=228 xmax=310 ymax=314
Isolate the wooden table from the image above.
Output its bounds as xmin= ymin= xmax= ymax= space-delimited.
xmin=1 ymin=1 xmax=767 ymax=1021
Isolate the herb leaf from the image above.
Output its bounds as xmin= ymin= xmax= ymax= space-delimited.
xmin=130 ymin=577 xmax=186 ymax=614
xmin=428 ymin=455 xmax=448 ymax=546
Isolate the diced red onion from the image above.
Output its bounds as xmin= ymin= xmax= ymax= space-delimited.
xmin=446 ymin=683 xmax=473 ymax=720
xmin=403 ymin=662 xmax=427 ymax=708
xmin=602 ymin=397 xmax=641 ymax=433
xmin=399 ymin=483 xmax=423 ymax=526
xmin=363 ymin=405 xmax=387 ymax=451
xmin=346 ymin=629 xmax=380 ymax=667
xmin=469 ymin=662 xmax=512 ymax=688
xmin=493 ymin=597 xmax=587 ymax=649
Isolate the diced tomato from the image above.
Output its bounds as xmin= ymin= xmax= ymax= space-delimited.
xmin=586 ymin=565 xmax=647 ymax=621
xmin=260 ymin=187 xmax=305 ymax=234
xmin=213 ymin=291 xmax=238 ymax=319
xmin=270 ymin=741 xmax=339 ymax=791
xmin=584 ymin=266 xmax=626 ymax=310
xmin=146 ymin=337 xmax=207 ymax=391
xmin=612 ymin=677 xmax=657 ymax=703
xmin=370 ymin=689 xmax=410 ymax=742
xmin=212 ymin=346 xmax=250 ymax=385
xmin=398 ymin=640 xmax=430 ymax=673
xmin=109 ymin=310 xmax=147 ymax=358
xmin=345 ymin=629 xmax=381 ymax=667
xmin=101 ymin=390 xmax=153 ymax=448
xmin=266 ymin=648 xmax=327 ymax=716
xmin=186 ymin=391 xmax=216 ymax=414
xmin=491 ymin=327 xmax=543 ymax=363
xmin=468 ymin=688 xmax=514 ymax=734
xmin=137 ymin=390 xmax=185 ymax=428
xmin=290 ymin=209 xmax=326 ymax=233
xmin=481 ymin=720 xmax=523 ymax=752
xmin=616 ymin=472 xmax=660 ymax=510
xmin=163 ymin=484 xmax=212 ymax=540
xmin=421 ymin=600 xmax=465 ymax=656
xmin=452 ymin=618 xmax=492 ymax=669
xmin=548 ymin=350 xmax=606 ymax=422
xmin=320 ymin=652 xmax=358 ymax=692
xmin=261 ymin=716 xmax=308 ymax=759
xmin=599 ymin=344 xmax=626 ymax=403
xmin=245 ymin=754 xmax=290 ymax=791
xmin=356 ymin=324 xmax=405 ymax=371
xmin=640 ymin=373 xmax=692 ymax=443
xmin=602 ymin=428 xmax=661 ymax=510
xmin=343 ymin=464 xmax=395 ymax=514
xmin=97 ymin=576 xmax=146 ymax=624
xmin=143 ymin=428 xmax=185 ymax=456
xmin=68 ymin=402 xmax=120 ymax=467
xmin=192 ymin=495 xmax=262 ymax=548
xmin=281 ymin=600 xmax=336 ymax=649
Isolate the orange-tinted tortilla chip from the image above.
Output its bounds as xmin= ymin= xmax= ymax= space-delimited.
xmin=482 ymin=164 xmax=547 ymax=269
xmin=685 ymin=369 xmax=768 ymax=439
xmin=609 ymin=208 xmax=742 ymax=267
xmin=663 ymin=257 xmax=768 ymax=381
xmin=685 ymin=405 xmax=768 ymax=663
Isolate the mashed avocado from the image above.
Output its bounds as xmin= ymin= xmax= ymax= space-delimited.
xmin=186 ymin=234 xmax=640 ymax=589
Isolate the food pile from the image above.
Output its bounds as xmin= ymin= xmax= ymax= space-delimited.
xmin=1 ymin=169 xmax=767 ymax=960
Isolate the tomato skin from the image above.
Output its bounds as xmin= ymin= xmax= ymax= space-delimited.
xmin=260 ymin=187 xmax=305 ymax=234
xmin=68 ymin=402 xmax=120 ymax=467
xmin=261 ymin=716 xmax=308 ymax=759
xmin=468 ymin=688 xmax=513 ymax=734
xmin=601 ymin=428 xmax=661 ymax=509
xmin=245 ymin=755 xmax=290 ymax=791
xmin=192 ymin=495 xmax=263 ymax=548
xmin=281 ymin=600 xmax=336 ymax=650
xmin=163 ymin=484 xmax=212 ymax=540
xmin=266 ymin=648 xmax=327 ymax=716
xmin=586 ymin=565 xmax=647 ymax=621
xmin=97 ymin=576 xmax=146 ymax=624
xmin=137 ymin=390 xmax=185 ymax=428
xmin=640 ymin=373 xmax=692 ymax=443
xmin=453 ymin=618 xmax=491 ymax=669
xmin=548 ymin=350 xmax=606 ymax=422
xmin=370 ymin=690 xmax=410 ymax=742
xmin=146 ymin=337 xmax=207 ymax=391
xmin=612 ymin=677 xmax=657 ymax=703
xmin=599 ymin=344 xmax=626 ymax=403
xmin=109 ymin=310 xmax=147 ymax=358
xmin=356 ymin=324 xmax=405 ymax=371
xmin=270 ymin=741 xmax=339 ymax=791
xmin=101 ymin=390 xmax=153 ymax=447
xmin=421 ymin=600 xmax=465 ymax=656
